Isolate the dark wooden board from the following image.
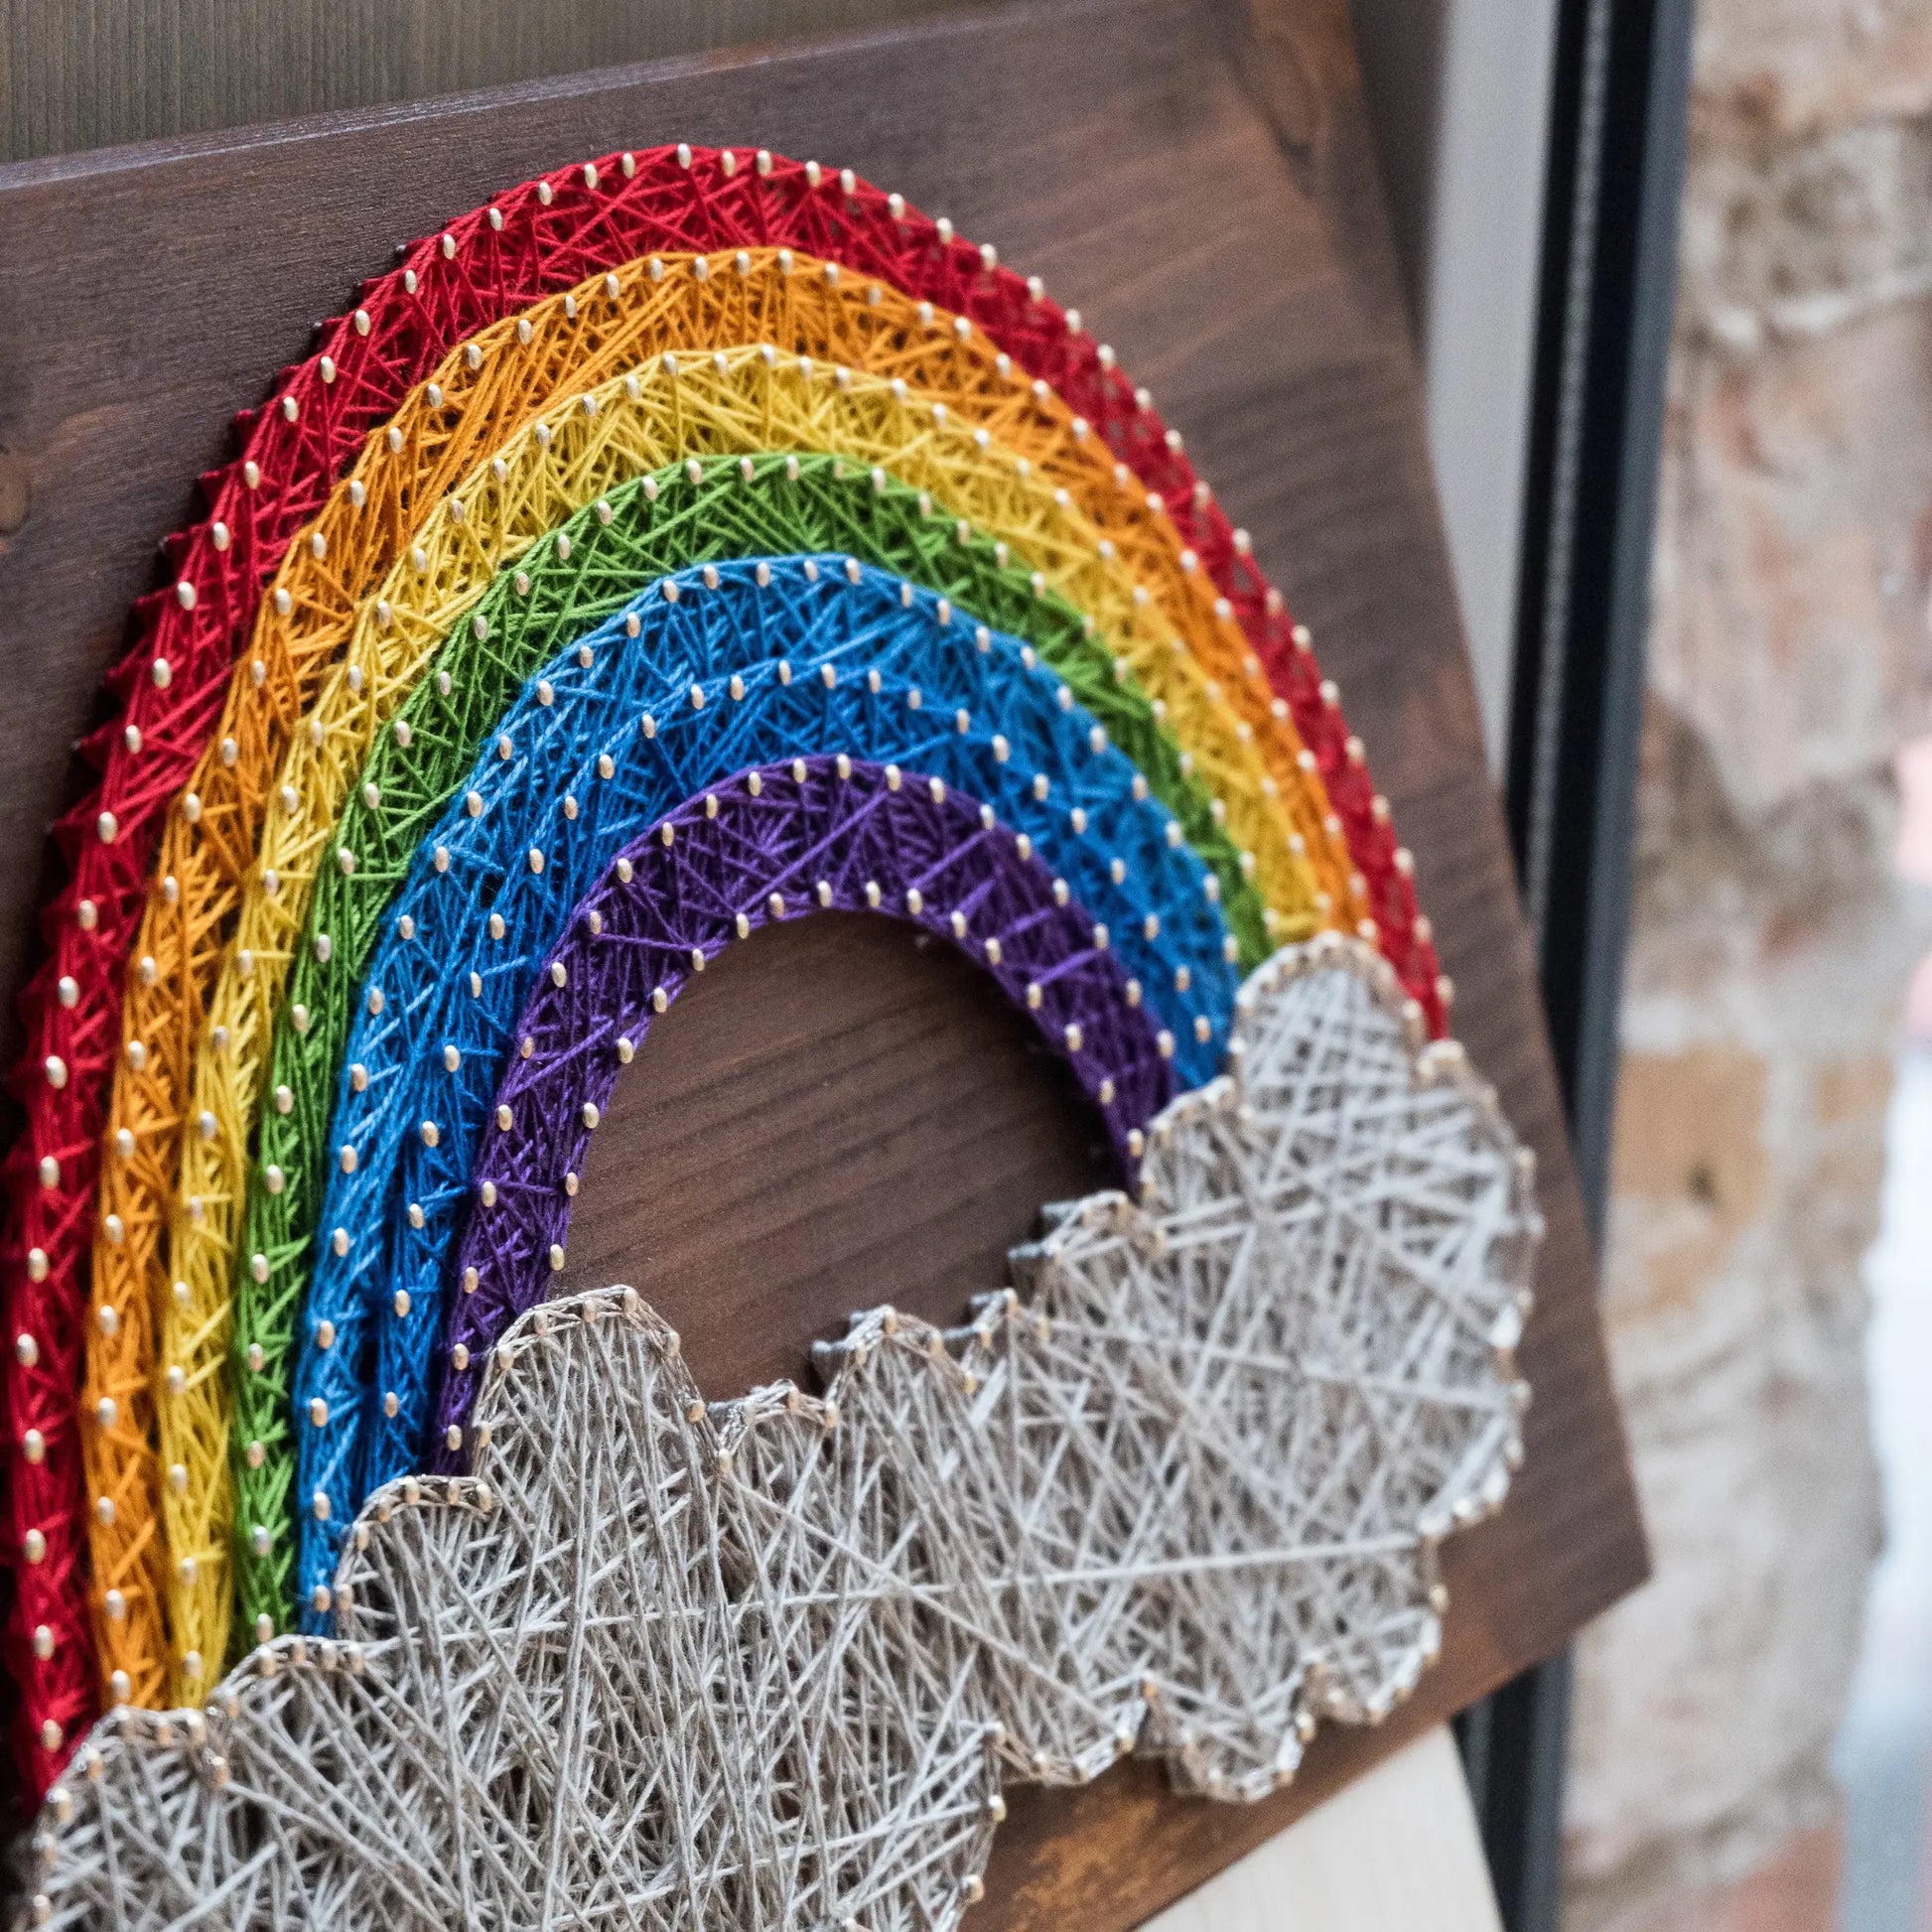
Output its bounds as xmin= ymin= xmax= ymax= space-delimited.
xmin=0 ymin=0 xmax=1645 ymax=1922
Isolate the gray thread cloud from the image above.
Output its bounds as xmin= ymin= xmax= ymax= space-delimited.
xmin=18 ymin=939 xmax=1537 ymax=1931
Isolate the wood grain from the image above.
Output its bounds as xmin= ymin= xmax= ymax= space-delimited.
xmin=0 ymin=0 xmax=995 ymax=167
xmin=0 ymin=0 xmax=1646 ymax=1920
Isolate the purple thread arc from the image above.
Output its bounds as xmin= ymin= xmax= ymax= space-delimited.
xmin=431 ymin=756 xmax=1172 ymax=1465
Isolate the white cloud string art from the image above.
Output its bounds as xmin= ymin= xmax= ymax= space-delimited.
xmin=18 ymin=938 xmax=1539 ymax=1931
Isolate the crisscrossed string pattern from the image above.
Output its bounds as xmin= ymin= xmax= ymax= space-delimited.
xmin=292 ymin=559 xmax=1239 ymax=1627
xmin=232 ymin=454 xmax=1250 ymax=1646
xmin=21 ymin=942 xmax=1527 ymax=1928
xmin=436 ymin=756 xmax=1171 ymax=1461
xmin=3 ymin=143 xmax=1438 ymax=1783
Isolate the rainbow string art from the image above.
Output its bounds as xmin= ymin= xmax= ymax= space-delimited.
xmin=0 ymin=150 xmax=1517 ymax=1932
xmin=4 ymin=156 xmax=1444 ymax=1766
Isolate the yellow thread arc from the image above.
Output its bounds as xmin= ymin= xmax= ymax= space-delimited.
xmin=88 ymin=252 xmax=1357 ymax=1701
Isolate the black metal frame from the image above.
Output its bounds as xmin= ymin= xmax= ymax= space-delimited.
xmin=1455 ymin=0 xmax=1694 ymax=1927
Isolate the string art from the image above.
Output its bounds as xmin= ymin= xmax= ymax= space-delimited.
xmin=435 ymin=755 xmax=1173 ymax=1462
xmin=293 ymin=558 xmax=1238 ymax=1623
xmin=0 ymin=151 xmax=1452 ymax=1779
xmin=103 ymin=338 xmax=1320 ymax=1708
xmin=22 ymin=940 xmax=1531 ymax=1930
xmin=229 ymin=453 xmax=1254 ymax=1643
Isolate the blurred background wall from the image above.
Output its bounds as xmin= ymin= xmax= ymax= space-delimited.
xmin=1566 ymin=3 xmax=1932 ymax=1924
xmin=1357 ymin=1 xmax=1932 ymax=1927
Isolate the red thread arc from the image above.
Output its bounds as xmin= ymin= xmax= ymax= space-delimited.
xmin=0 ymin=142 xmax=1444 ymax=1788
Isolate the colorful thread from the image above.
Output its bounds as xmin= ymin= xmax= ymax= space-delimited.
xmin=231 ymin=454 xmax=1255 ymax=1642
xmin=3 ymin=145 xmax=1435 ymax=1778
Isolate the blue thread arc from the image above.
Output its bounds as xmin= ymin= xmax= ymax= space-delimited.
xmin=295 ymin=557 xmax=1237 ymax=1620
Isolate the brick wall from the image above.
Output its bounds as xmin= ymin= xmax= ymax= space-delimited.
xmin=1561 ymin=3 xmax=1932 ymax=1925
